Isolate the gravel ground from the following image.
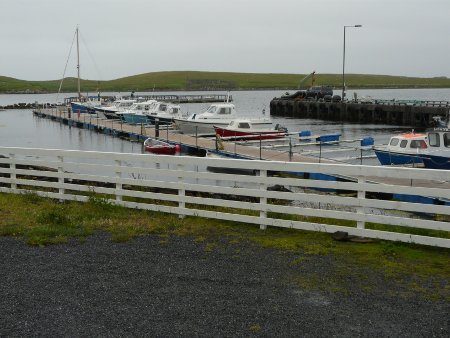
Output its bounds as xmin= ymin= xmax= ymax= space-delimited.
xmin=0 ymin=233 xmax=449 ymax=337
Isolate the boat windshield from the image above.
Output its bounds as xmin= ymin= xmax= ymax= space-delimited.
xmin=206 ymin=106 xmax=217 ymax=114
xmin=389 ymin=138 xmax=399 ymax=146
xmin=217 ymin=107 xmax=231 ymax=115
xmin=410 ymin=140 xmax=427 ymax=149
xmin=238 ymin=122 xmax=250 ymax=129
xmin=429 ymin=132 xmax=440 ymax=147
xmin=445 ymin=133 xmax=450 ymax=147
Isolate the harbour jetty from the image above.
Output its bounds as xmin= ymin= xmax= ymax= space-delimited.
xmin=270 ymin=97 xmax=450 ymax=128
xmin=32 ymin=108 xmax=331 ymax=163
xmin=0 ymin=93 xmax=232 ymax=110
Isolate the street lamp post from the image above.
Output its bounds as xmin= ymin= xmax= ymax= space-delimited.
xmin=342 ymin=24 xmax=362 ymax=101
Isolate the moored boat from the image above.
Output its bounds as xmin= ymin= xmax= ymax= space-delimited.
xmin=373 ymin=132 xmax=428 ymax=166
xmin=70 ymin=97 xmax=100 ymax=114
xmin=173 ymin=103 xmax=272 ymax=135
xmin=374 ymin=128 xmax=450 ymax=169
xmin=119 ymin=100 xmax=157 ymax=124
xmin=94 ymin=99 xmax=136 ymax=119
xmin=143 ymin=138 xmax=178 ymax=155
xmin=146 ymin=101 xmax=184 ymax=124
xmin=214 ymin=120 xmax=288 ymax=140
xmin=419 ymin=128 xmax=450 ymax=169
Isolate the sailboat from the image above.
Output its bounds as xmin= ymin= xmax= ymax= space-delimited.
xmin=62 ymin=26 xmax=101 ymax=114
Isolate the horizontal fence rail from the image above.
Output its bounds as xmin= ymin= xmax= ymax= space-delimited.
xmin=0 ymin=146 xmax=449 ymax=248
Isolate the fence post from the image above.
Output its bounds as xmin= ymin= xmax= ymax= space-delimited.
xmin=357 ymin=177 xmax=366 ymax=229
xmin=259 ymin=169 xmax=267 ymax=230
xmin=57 ymin=155 xmax=65 ymax=200
xmin=115 ymin=159 xmax=122 ymax=202
xmin=195 ymin=126 xmax=198 ymax=147
xmin=9 ymin=153 xmax=16 ymax=191
xmin=178 ymin=163 xmax=185 ymax=219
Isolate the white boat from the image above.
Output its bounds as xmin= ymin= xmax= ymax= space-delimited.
xmin=145 ymin=101 xmax=184 ymax=124
xmin=173 ymin=103 xmax=272 ymax=135
xmin=118 ymin=100 xmax=157 ymax=124
xmin=214 ymin=119 xmax=288 ymax=140
xmin=94 ymin=99 xmax=136 ymax=119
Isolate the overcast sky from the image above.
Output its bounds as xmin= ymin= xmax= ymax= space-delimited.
xmin=1 ymin=0 xmax=449 ymax=81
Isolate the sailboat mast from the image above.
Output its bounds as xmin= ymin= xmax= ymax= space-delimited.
xmin=76 ymin=26 xmax=81 ymax=100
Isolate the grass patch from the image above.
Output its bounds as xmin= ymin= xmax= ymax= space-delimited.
xmin=0 ymin=192 xmax=449 ymax=301
xmin=3 ymin=71 xmax=450 ymax=93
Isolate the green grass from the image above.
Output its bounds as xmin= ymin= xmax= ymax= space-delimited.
xmin=2 ymin=71 xmax=450 ymax=93
xmin=0 ymin=191 xmax=449 ymax=300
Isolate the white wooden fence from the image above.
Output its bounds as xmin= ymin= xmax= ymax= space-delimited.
xmin=0 ymin=146 xmax=449 ymax=248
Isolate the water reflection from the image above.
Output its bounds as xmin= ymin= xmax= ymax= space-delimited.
xmin=1 ymin=88 xmax=450 ymax=165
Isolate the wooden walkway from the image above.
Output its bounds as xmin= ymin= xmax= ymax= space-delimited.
xmin=34 ymin=109 xmax=324 ymax=163
xmin=33 ymin=108 xmax=450 ymax=191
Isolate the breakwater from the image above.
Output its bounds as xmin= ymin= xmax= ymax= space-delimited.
xmin=0 ymin=102 xmax=56 ymax=110
xmin=270 ymin=98 xmax=450 ymax=128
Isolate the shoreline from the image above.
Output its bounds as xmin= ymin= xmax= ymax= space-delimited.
xmin=3 ymin=85 xmax=450 ymax=95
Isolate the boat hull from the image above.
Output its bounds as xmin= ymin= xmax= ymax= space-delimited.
xmin=144 ymin=145 xmax=176 ymax=155
xmin=70 ymin=102 xmax=96 ymax=114
xmin=175 ymin=119 xmax=272 ymax=136
xmin=147 ymin=115 xmax=173 ymax=125
xmin=121 ymin=113 xmax=150 ymax=124
xmin=94 ymin=106 xmax=120 ymax=119
xmin=421 ymin=155 xmax=450 ymax=169
xmin=374 ymin=149 xmax=423 ymax=166
xmin=144 ymin=138 xmax=177 ymax=155
xmin=214 ymin=127 xmax=286 ymax=140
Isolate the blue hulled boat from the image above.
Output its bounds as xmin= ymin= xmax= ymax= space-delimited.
xmin=373 ymin=132 xmax=428 ymax=166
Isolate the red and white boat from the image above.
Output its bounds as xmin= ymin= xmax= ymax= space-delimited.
xmin=143 ymin=138 xmax=179 ymax=155
xmin=214 ymin=120 xmax=288 ymax=140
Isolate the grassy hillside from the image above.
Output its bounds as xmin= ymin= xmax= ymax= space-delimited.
xmin=1 ymin=71 xmax=450 ymax=93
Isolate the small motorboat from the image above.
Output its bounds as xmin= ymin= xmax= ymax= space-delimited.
xmin=173 ymin=103 xmax=272 ymax=136
xmin=94 ymin=99 xmax=136 ymax=119
xmin=143 ymin=138 xmax=179 ymax=155
xmin=119 ymin=100 xmax=157 ymax=124
xmin=214 ymin=120 xmax=287 ymax=140
xmin=145 ymin=101 xmax=184 ymax=125
xmin=374 ymin=129 xmax=450 ymax=168
xmin=373 ymin=132 xmax=428 ymax=166
xmin=420 ymin=128 xmax=450 ymax=169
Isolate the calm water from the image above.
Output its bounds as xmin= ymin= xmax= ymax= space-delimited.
xmin=1 ymin=89 xmax=450 ymax=165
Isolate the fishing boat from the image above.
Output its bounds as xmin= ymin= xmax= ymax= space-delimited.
xmin=419 ymin=128 xmax=450 ymax=169
xmin=214 ymin=120 xmax=288 ymax=140
xmin=143 ymin=138 xmax=178 ymax=155
xmin=373 ymin=132 xmax=428 ymax=166
xmin=173 ymin=103 xmax=272 ymax=136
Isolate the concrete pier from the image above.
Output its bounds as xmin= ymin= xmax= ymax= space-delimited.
xmin=270 ymin=99 xmax=450 ymax=128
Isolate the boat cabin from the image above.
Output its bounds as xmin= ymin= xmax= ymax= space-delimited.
xmin=188 ymin=103 xmax=237 ymax=120
xmin=387 ymin=133 xmax=428 ymax=152
xmin=228 ymin=120 xmax=252 ymax=129
xmin=427 ymin=129 xmax=450 ymax=149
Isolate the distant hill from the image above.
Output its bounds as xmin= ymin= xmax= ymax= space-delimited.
xmin=1 ymin=71 xmax=450 ymax=93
